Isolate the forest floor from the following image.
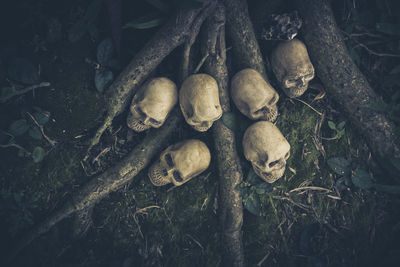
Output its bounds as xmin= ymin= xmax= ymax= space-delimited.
xmin=1 ymin=0 xmax=400 ymax=266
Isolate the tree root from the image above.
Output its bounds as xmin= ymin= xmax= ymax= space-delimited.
xmin=7 ymin=2 xmax=220 ymax=263
xmin=223 ymin=0 xmax=268 ymax=79
xmin=294 ymin=0 xmax=400 ymax=177
xmin=202 ymin=4 xmax=245 ymax=266
xmin=85 ymin=1 xmax=216 ymax=157
xmin=7 ymin=113 xmax=181 ymax=263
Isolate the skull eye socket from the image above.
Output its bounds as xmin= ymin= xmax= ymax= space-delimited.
xmin=268 ymin=93 xmax=278 ymax=106
xmin=269 ymin=159 xmax=280 ymax=168
xmin=149 ymin=118 xmax=161 ymax=125
xmin=173 ymin=171 xmax=183 ymax=182
xmin=305 ymin=73 xmax=314 ymax=79
xmin=285 ymin=79 xmax=297 ymax=87
xmin=165 ymin=153 xmax=174 ymax=167
xmin=254 ymin=106 xmax=268 ymax=115
xmin=136 ymin=107 xmax=146 ymax=117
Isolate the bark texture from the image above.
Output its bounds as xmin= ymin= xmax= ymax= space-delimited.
xmin=8 ymin=113 xmax=181 ymax=263
xmin=202 ymin=4 xmax=244 ymax=266
xmin=223 ymin=0 xmax=268 ymax=80
xmin=87 ymin=1 xmax=216 ymax=153
xmin=295 ymin=0 xmax=400 ymax=174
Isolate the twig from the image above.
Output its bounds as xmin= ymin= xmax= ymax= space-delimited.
xmin=289 ymin=186 xmax=332 ymax=194
xmin=134 ymin=205 xmax=160 ymax=215
xmin=26 ymin=112 xmax=57 ymax=146
xmin=341 ymin=30 xmax=400 ymax=58
xmin=272 ymin=196 xmax=310 ymax=211
xmin=133 ymin=205 xmax=161 ymax=239
xmin=92 ymin=147 xmax=111 ymax=165
xmin=293 ymin=98 xmax=323 ymax=116
xmin=312 ymin=112 xmax=326 ymax=158
xmin=0 ymin=82 xmax=51 ymax=103
xmin=354 ymin=43 xmax=400 ymax=58
xmin=327 ymin=195 xmax=341 ymax=200
xmin=185 ymin=234 xmax=204 ymax=250
xmin=193 ymin=52 xmax=209 ymax=73
xmin=181 ymin=43 xmax=191 ymax=81
xmin=257 ymin=251 xmax=271 ymax=267
xmin=0 ymin=143 xmax=31 ymax=155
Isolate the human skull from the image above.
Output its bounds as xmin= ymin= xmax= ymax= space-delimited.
xmin=231 ymin=68 xmax=279 ymax=122
xmin=127 ymin=77 xmax=178 ymax=132
xmin=148 ymin=139 xmax=211 ymax=186
xmin=179 ymin=74 xmax=222 ymax=132
xmin=271 ymin=39 xmax=315 ymax=98
xmin=243 ymin=121 xmax=290 ymax=183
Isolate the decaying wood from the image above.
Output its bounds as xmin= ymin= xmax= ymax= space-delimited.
xmin=294 ymin=0 xmax=400 ymax=176
xmin=8 ymin=113 xmax=181 ymax=263
xmin=222 ymin=0 xmax=268 ymax=79
xmin=86 ymin=1 xmax=216 ymax=155
xmin=202 ymin=4 xmax=244 ymax=266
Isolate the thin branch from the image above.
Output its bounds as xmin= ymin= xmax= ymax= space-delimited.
xmin=0 ymin=82 xmax=51 ymax=103
xmin=341 ymin=30 xmax=400 ymax=58
xmin=293 ymin=98 xmax=323 ymax=116
xmin=0 ymin=143 xmax=31 ymax=155
xmin=354 ymin=42 xmax=400 ymax=58
xmin=26 ymin=112 xmax=57 ymax=146
xmin=289 ymin=186 xmax=332 ymax=194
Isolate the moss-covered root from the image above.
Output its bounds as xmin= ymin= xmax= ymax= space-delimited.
xmin=7 ymin=113 xmax=182 ymax=264
xmin=203 ymin=5 xmax=245 ymax=266
xmin=222 ymin=0 xmax=268 ymax=79
xmin=86 ymin=1 xmax=216 ymax=155
xmin=294 ymin=0 xmax=400 ymax=175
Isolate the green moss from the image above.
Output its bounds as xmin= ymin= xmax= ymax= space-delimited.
xmin=240 ymin=97 xmax=387 ymax=266
xmin=85 ymin=170 xmax=221 ymax=266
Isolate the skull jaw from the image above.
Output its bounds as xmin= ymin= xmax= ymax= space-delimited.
xmin=253 ymin=164 xmax=286 ymax=183
xmin=191 ymin=123 xmax=212 ymax=132
xmin=250 ymin=105 xmax=278 ymax=122
xmin=283 ymin=84 xmax=308 ymax=98
xmin=127 ymin=113 xmax=152 ymax=132
xmin=148 ymin=162 xmax=172 ymax=186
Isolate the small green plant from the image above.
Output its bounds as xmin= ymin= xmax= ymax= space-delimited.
xmin=327 ymin=156 xmax=400 ymax=194
xmin=325 ymin=120 xmax=346 ymax=140
xmin=0 ymin=108 xmax=51 ymax=163
xmin=237 ymin=168 xmax=272 ymax=216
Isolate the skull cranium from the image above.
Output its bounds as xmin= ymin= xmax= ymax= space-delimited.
xmin=127 ymin=77 xmax=178 ymax=132
xmin=231 ymin=68 xmax=279 ymax=122
xmin=148 ymin=139 xmax=211 ymax=186
xmin=243 ymin=121 xmax=290 ymax=183
xmin=271 ymin=39 xmax=315 ymax=98
xmin=179 ymin=74 xmax=222 ymax=132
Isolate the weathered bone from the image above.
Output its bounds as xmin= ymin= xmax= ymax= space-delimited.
xmin=148 ymin=139 xmax=211 ymax=186
xmin=127 ymin=77 xmax=178 ymax=132
xmin=231 ymin=68 xmax=279 ymax=121
xmin=271 ymin=39 xmax=314 ymax=98
xmin=243 ymin=121 xmax=290 ymax=183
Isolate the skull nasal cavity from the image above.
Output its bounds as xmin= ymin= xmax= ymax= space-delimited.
xmin=269 ymin=160 xmax=279 ymax=168
xmin=165 ymin=154 xmax=174 ymax=167
xmin=173 ymin=171 xmax=182 ymax=182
